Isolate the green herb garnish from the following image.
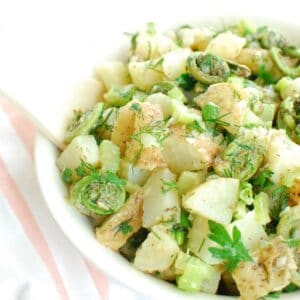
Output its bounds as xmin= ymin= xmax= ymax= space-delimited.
xmin=176 ymin=73 xmax=197 ymax=90
xmin=208 ymin=220 xmax=253 ymax=272
xmin=61 ymin=168 xmax=73 ymax=184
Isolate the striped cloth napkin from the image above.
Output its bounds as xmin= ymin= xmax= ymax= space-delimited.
xmin=0 ymin=96 xmax=144 ymax=300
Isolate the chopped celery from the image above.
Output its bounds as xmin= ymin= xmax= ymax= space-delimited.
xmin=176 ymin=255 xmax=220 ymax=293
xmin=65 ymin=103 xmax=104 ymax=143
xmin=258 ymin=103 xmax=276 ymax=123
xmin=170 ymin=101 xmax=201 ymax=125
xmin=104 ymin=84 xmax=136 ymax=107
xmin=167 ymin=86 xmax=187 ymax=103
xmin=239 ymin=182 xmax=254 ymax=205
xmin=99 ymin=140 xmax=120 ymax=173
xmin=253 ymin=192 xmax=271 ymax=225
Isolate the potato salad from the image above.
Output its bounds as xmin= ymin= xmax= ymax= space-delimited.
xmin=57 ymin=20 xmax=300 ymax=299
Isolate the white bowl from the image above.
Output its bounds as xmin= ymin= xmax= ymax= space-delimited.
xmin=31 ymin=16 xmax=300 ymax=300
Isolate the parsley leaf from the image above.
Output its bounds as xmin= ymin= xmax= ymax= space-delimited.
xmin=61 ymin=168 xmax=73 ymax=184
xmin=202 ymin=102 xmax=230 ymax=127
xmin=208 ymin=220 xmax=253 ymax=272
xmin=161 ymin=179 xmax=178 ymax=194
xmin=114 ymin=219 xmax=133 ymax=236
xmin=176 ymin=73 xmax=197 ymax=90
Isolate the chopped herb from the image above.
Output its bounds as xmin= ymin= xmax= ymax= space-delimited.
xmin=161 ymin=179 xmax=178 ymax=194
xmin=270 ymin=185 xmax=288 ymax=222
xmin=258 ymin=64 xmax=275 ymax=85
xmin=283 ymin=238 xmax=300 ymax=248
xmin=202 ymin=102 xmax=230 ymax=127
xmin=124 ymin=32 xmax=139 ymax=51
xmin=171 ymin=211 xmax=191 ymax=246
xmin=61 ymin=168 xmax=73 ymax=184
xmin=283 ymin=283 xmax=299 ymax=293
xmin=100 ymin=171 xmax=126 ymax=187
xmin=151 ymin=229 xmax=161 ymax=240
xmin=130 ymin=121 xmax=169 ymax=147
xmin=104 ymin=123 xmax=113 ymax=132
xmin=186 ymin=120 xmax=206 ymax=134
xmin=208 ymin=220 xmax=253 ymax=272
xmin=235 ymin=142 xmax=254 ymax=151
xmin=146 ymin=58 xmax=164 ymax=72
xmin=180 ymin=210 xmax=191 ymax=229
xmin=251 ymin=168 xmax=274 ymax=191
xmin=260 ymin=291 xmax=281 ymax=299
xmin=176 ymin=73 xmax=197 ymax=90
xmin=114 ymin=219 xmax=133 ymax=236
xmin=130 ymin=102 xmax=142 ymax=113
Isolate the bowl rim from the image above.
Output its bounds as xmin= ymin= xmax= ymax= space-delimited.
xmin=33 ymin=15 xmax=300 ymax=300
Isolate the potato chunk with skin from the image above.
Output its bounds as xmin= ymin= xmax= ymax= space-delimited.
xmin=125 ymin=102 xmax=166 ymax=170
xmin=96 ymin=191 xmax=143 ymax=251
xmin=142 ymin=168 xmax=180 ymax=228
xmin=134 ymin=224 xmax=180 ymax=273
xmin=162 ymin=126 xmax=220 ymax=174
xmin=111 ymin=105 xmax=135 ymax=154
xmin=195 ymin=82 xmax=249 ymax=134
xmin=236 ymin=48 xmax=274 ymax=75
xmin=206 ymin=31 xmax=246 ymax=60
xmin=267 ymin=130 xmax=300 ymax=184
xmin=233 ymin=237 xmax=297 ymax=300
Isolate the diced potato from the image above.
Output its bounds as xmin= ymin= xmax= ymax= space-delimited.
xmin=134 ymin=28 xmax=177 ymax=60
xmin=96 ymin=191 xmax=143 ymax=251
xmin=227 ymin=212 xmax=267 ymax=252
xmin=111 ymin=104 xmax=136 ymax=154
xmin=134 ymin=224 xmax=179 ymax=272
xmin=145 ymin=93 xmax=173 ymax=119
xmin=178 ymin=27 xmax=214 ymax=50
xmin=162 ymin=49 xmax=191 ymax=80
xmin=94 ymin=61 xmax=130 ymax=90
xmin=187 ymin=215 xmax=222 ymax=265
xmin=119 ymin=160 xmax=150 ymax=186
xmin=128 ymin=60 xmax=165 ymax=91
xmin=267 ymin=130 xmax=300 ymax=184
xmin=177 ymin=171 xmax=207 ymax=195
xmin=57 ymin=135 xmax=100 ymax=171
xmin=206 ymin=31 xmax=246 ymax=60
xmin=195 ymin=82 xmax=250 ymax=134
xmin=124 ymin=101 xmax=166 ymax=170
xmin=233 ymin=238 xmax=297 ymax=300
xmin=183 ymin=178 xmax=239 ymax=225
xmin=162 ymin=126 xmax=220 ymax=174
xmin=142 ymin=168 xmax=180 ymax=228
xmin=236 ymin=48 xmax=274 ymax=75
